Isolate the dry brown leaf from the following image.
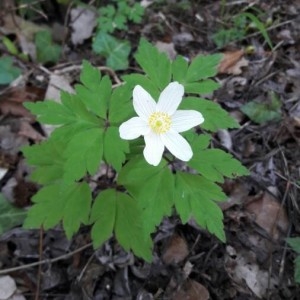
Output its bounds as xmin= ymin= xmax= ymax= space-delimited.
xmin=0 ymin=86 xmax=45 ymax=120
xmin=245 ymin=191 xmax=289 ymax=240
xmin=172 ymin=279 xmax=209 ymax=300
xmin=18 ymin=120 xmax=44 ymax=141
xmin=155 ymin=41 xmax=177 ymax=60
xmin=162 ymin=234 xmax=189 ymax=265
xmin=218 ymin=49 xmax=249 ymax=75
xmin=225 ymin=246 xmax=278 ymax=298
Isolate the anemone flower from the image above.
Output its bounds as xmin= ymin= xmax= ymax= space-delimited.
xmin=119 ymin=82 xmax=204 ymax=166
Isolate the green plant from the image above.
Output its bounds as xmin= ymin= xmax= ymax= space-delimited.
xmin=23 ymin=39 xmax=248 ymax=261
xmin=0 ymin=56 xmax=22 ymax=84
xmin=0 ymin=194 xmax=27 ymax=235
xmin=213 ymin=10 xmax=273 ymax=49
xmin=92 ymin=32 xmax=131 ymax=70
xmin=92 ymin=0 xmax=144 ymax=70
xmin=97 ymin=0 xmax=144 ymax=33
xmin=35 ymin=30 xmax=61 ymax=64
xmin=287 ymin=238 xmax=300 ymax=283
xmin=241 ymin=91 xmax=281 ymax=124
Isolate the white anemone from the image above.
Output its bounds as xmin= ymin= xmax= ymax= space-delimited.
xmin=119 ymin=82 xmax=204 ymax=166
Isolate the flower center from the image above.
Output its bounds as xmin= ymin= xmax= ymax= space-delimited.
xmin=148 ymin=112 xmax=171 ymax=134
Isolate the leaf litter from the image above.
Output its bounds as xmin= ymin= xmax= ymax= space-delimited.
xmin=0 ymin=0 xmax=300 ymax=299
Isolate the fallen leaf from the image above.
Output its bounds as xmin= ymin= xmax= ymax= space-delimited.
xmin=245 ymin=191 xmax=289 ymax=240
xmin=0 ymin=275 xmax=17 ymax=300
xmin=218 ymin=49 xmax=249 ymax=75
xmin=70 ymin=7 xmax=97 ymax=45
xmin=0 ymin=86 xmax=45 ymax=120
xmin=155 ymin=41 xmax=177 ymax=60
xmin=162 ymin=234 xmax=189 ymax=265
xmin=18 ymin=120 xmax=44 ymax=142
xmin=172 ymin=279 xmax=209 ymax=300
xmin=225 ymin=246 xmax=278 ymax=298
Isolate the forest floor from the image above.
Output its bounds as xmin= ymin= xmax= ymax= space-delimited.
xmin=0 ymin=0 xmax=300 ymax=299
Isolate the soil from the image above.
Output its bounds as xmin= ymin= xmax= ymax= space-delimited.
xmin=0 ymin=0 xmax=300 ymax=299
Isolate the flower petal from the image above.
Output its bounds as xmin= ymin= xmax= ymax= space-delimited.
xmin=161 ymin=130 xmax=193 ymax=161
xmin=119 ymin=117 xmax=150 ymax=140
xmin=171 ymin=110 xmax=204 ymax=132
xmin=133 ymin=85 xmax=156 ymax=120
xmin=143 ymin=132 xmax=165 ymax=166
xmin=157 ymin=82 xmax=184 ymax=115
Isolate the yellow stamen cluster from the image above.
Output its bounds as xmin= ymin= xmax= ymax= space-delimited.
xmin=148 ymin=112 xmax=171 ymax=134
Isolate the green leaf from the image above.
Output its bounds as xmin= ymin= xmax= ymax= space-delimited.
xmin=63 ymin=128 xmax=104 ymax=181
xmin=25 ymin=92 xmax=101 ymax=127
xmin=180 ymin=97 xmax=239 ymax=131
xmin=287 ymin=238 xmax=300 ymax=254
xmin=24 ymin=182 xmax=91 ymax=239
xmin=241 ymin=92 xmax=281 ymax=124
xmin=189 ymin=145 xmax=249 ymax=183
xmin=2 ymin=37 xmax=19 ymax=56
xmin=104 ymin=126 xmax=129 ymax=171
xmin=76 ymin=60 xmax=112 ymax=119
xmin=92 ymin=32 xmax=131 ymax=70
xmin=114 ymin=14 xmax=127 ymax=30
xmin=186 ymin=54 xmax=222 ymax=82
xmin=295 ymin=256 xmax=300 ymax=283
xmin=185 ymin=80 xmax=221 ymax=95
xmin=90 ymin=189 xmax=152 ymax=261
xmin=35 ymin=30 xmax=61 ymax=64
xmin=22 ymin=138 xmax=65 ymax=185
xmin=175 ymin=172 xmax=226 ymax=241
xmin=172 ymin=55 xmax=188 ymax=82
xmin=118 ymin=157 xmax=174 ymax=234
xmin=0 ymin=193 xmax=27 ymax=235
xmin=241 ymin=12 xmax=273 ymax=49
xmin=0 ymin=56 xmax=21 ymax=84
xmin=128 ymin=3 xmax=144 ymax=23
xmin=135 ymin=38 xmax=172 ymax=90
xmin=122 ymin=74 xmax=160 ymax=100
xmin=108 ymin=83 xmax=134 ymax=123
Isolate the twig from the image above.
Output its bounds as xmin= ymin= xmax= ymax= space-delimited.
xmin=0 ymin=243 xmax=93 ymax=275
xmin=34 ymin=227 xmax=44 ymax=300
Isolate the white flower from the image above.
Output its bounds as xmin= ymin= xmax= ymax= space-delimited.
xmin=119 ymin=82 xmax=204 ymax=166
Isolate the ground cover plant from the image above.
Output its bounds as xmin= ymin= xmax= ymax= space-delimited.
xmin=0 ymin=0 xmax=299 ymax=299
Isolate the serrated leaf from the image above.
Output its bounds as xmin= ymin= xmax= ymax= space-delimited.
xmin=108 ymin=83 xmax=134 ymax=123
xmin=0 ymin=56 xmax=22 ymax=84
xmin=287 ymin=238 xmax=300 ymax=254
xmin=0 ymin=193 xmax=27 ymax=235
xmin=185 ymin=80 xmax=221 ymax=95
xmin=35 ymin=30 xmax=61 ymax=64
xmin=128 ymin=3 xmax=144 ymax=23
xmin=92 ymin=32 xmax=130 ymax=70
xmin=172 ymin=55 xmax=188 ymax=82
xmin=135 ymin=38 xmax=171 ymax=90
xmin=63 ymin=128 xmax=104 ymax=181
xmin=76 ymin=61 xmax=112 ymax=118
xmin=180 ymin=97 xmax=239 ymax=131
xmin=24 ymin=182 xmax=91 ymax=239
xmin=118 ymin=157 xmax=174 ymax=234
xmin=186 ymin=54 xmax=222 ymax=82
xmin=104 ymin=126 xmax=129 ymax=171
xmin=175 ymin=172 xmax=226 ymax=241
xmin=25 ymin=92 xmax=101 ymax=127
xmin=241 ymin=92 xmax=281 ymax=124
xmin=22 ymin=138 xmax=65 ymax=185
xmin=189 ymin=147 xmax=249 ymax=183
xmin=90 ymin=189 xmax=152 ymax=261
xmin=122 ymin=74 xmax=160 ymax=100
